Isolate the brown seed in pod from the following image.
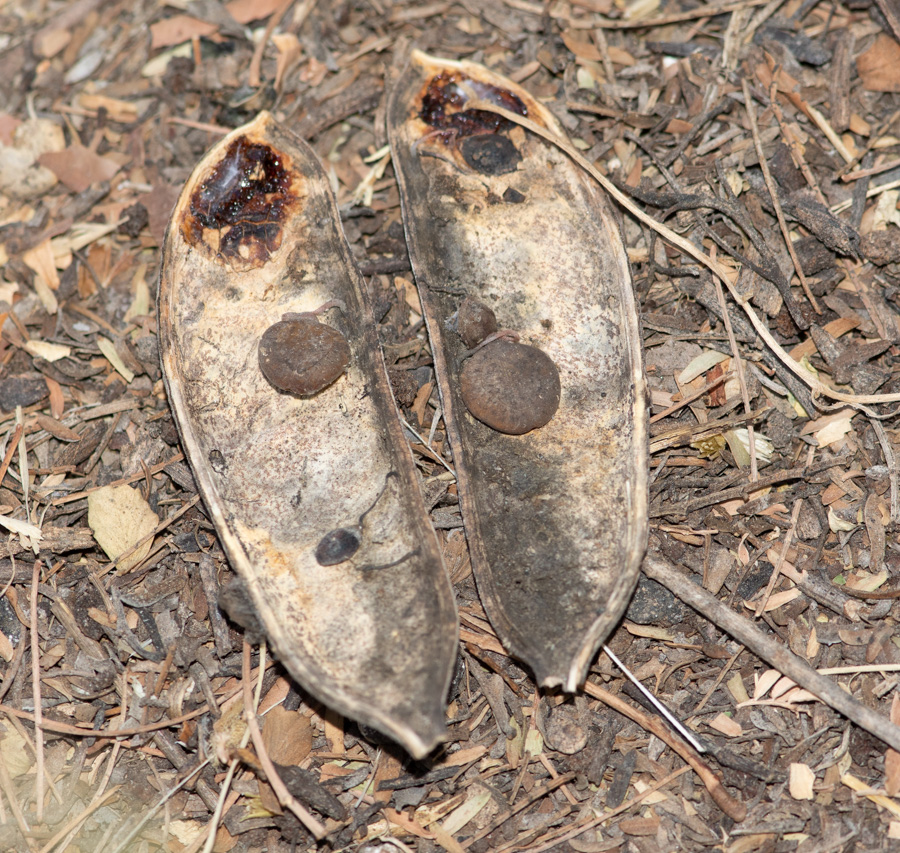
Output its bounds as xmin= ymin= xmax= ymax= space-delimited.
xmin=460 ymin=339 xmax=560 ymax=435
xmin=456 ymin=296 xmax=498 ymax=348
xmin=258 ymin=313 xmax=351 ymax=396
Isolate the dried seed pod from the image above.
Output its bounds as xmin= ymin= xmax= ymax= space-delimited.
xmin=460 ymin=339 xmax=560 ymax=435
xmin=456 ymin=297 xmax=498 ymax=348
xmin=258 ymin=313 xmax=351 ymax=396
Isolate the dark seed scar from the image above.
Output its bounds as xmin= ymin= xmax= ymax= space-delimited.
xmin=416 ymin=71 xmax=528 ymax=176
xmin=181 ymin=136 xmax=296 ymax=267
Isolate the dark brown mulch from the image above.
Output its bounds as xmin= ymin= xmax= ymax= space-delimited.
xmin=1 ymin=0 xmax=900 ymax=851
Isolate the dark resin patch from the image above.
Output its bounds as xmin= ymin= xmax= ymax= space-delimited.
xmin=460 ymin=340 xmax=561 ymax=435
xmin=315 ymin=527 xmax=361 ymax=566
xmin=418 ymin=71 xmax=527 ymax=141
xmin=182 ymin=137 xmax=295 ymax=266
xmin=461 ymin=134 xmax=522 ymax=175
xmin=258 ymin=315 xmax=351 ymax=397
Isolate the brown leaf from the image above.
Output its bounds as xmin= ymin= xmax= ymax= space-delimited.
xmin=261 ymin=707 xmax=312 ymax=767
xmin=149 ymin=15 xmax=218 ymax=49
xmin=38 ymin=144 xmax=120 ymax=193
xmin=225 ymin=0 xmax=288 ymax=25
xmin=857 ymin=34 xmax=900 ymax=93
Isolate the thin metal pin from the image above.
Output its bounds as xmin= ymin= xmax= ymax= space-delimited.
xmin=603 ymin=644 xmax=707 ymax=754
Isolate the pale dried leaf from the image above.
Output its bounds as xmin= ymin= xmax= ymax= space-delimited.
xmin=789 ymin=763 xmax=815 ymax=800
xmin=727 ymin=672 xmax=750 ymax=704
xmin=87 ymin=484 xmax=157 ymax=572
xmin=709 ymin=713 xmax=742 ymax=737
xmin=753 ymin=669 xmax=783 ymax=701
xmin=97 ymin=336 xmax=135 ymax=384
xmin=23 ymin=340 xmax=71 ymax=362
xmin=677 ymin=349 xmax=729 ymax=385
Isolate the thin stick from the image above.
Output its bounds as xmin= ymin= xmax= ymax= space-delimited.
xmin=691 ymin=646 xmax=743 ymax=716
xmin=39 ymin=786 xmax=121 ymax=853
xmin=106 ymin=763 xmax=208 ymax=853
xmin=461 ymin=773 xmax=576 ymax=849
xmin=0 ymin=424 xmax=23 ymax=487
xmin=711 ymin=274 xmax=758 ymax=480
xmin=201 ymin=759 xmax=239 ymax=853
xmin=642 ymin=554 xmax=900 ymax=754
xmin=743 ymin=79 xmax=820 ymax=314
xmin=0 ymin=745 xmax=31 ymax=846
xmin=0 ymin=684 xmax=243 ymax=737
xmin=754 ymin=498 xmax=803 ymax=617
xmin=241 ymin=641 xmax=326 ymax=839
xmin=525 ymin=766 xmax=690 ymax=853
xmin=872 ymin=418 xmax=899 ymax=523
xmin=649 ymin=372 xmax=731 ymax=423
xmin=581 ymin=681 xmax=746 ymax=821
xmin=602 ymin=644 xmax=705 ymax=752
xmin=30 ymin=561 xmax=44 ymax=824
xmin=593 ymin=0 xmax=769 ymax=28
xmin=51 ymin=452 xmax=184 ymax=505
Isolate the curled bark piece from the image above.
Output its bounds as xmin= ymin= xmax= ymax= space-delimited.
xmin=158 ymin=112 xmax=457 ymax=759
xmin=389 ymin=52 xmax=648 ymax=691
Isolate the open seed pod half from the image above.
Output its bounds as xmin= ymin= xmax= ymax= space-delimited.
xmin=388 ymin=52 xmax=648 ymax=691
xmin=158 ymin=112 xmax=457 ymax=758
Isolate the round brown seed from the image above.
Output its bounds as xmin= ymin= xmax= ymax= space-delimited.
xmin=456 ymin=296 xmax=499 ymax=348
xmin=459 ymin=339 xmax=560 ymax=435
xmin=258 ymin=315 xmax=351 ymax=396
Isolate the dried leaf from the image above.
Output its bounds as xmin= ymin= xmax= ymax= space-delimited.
xmin=23 ymin=340 xmax=71 ymax=362
xmin=87 ymin=484 xmax=158 ymax=572
xmin=677 ymin=349 xmax=728 ymax=385
xmin=623 ymin=622 xmax=674 ymax=641
xmin=828 ymin=506 xmax=856 ymax=533
xmin=0 ymin=725 xmax=32 ymax=777
xmin=727 ymin=672 xmax=750 ymax=704
xmin=441 ymin=784 xmax=492 ymax=835
xmin=857 ymin=34 xmax=900 ymax=93
xmin=261 ymin=707 xmax=312 ymax=767
xmin=709 ymin=713 xmax=742 ymax=737
xmin=38 ymin=144 xmax=120 ymax=193
xmin=149 ymin=15 xmax=218 ymax=49
xmin=0 ymin=515 xmax=42 ymax=542
xmin=752 ymin=669 xmax=783 ymax=701
xmin=789 ymin=763 xmax=815 ymax=800
xmin=97 ymin=336 xmax=135 ymax=384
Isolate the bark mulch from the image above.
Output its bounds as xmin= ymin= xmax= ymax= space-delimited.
xmin=1 ymin=0 xmax=900 ymax=850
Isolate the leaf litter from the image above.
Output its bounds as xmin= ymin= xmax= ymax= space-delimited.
xmin=0 ymin=0 xmax=899 ymax=851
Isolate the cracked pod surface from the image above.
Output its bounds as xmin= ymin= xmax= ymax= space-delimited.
xmin=158 ymin=112 xmax=457 ymax=758
xmin=388 ymin=53 xmax=648 ymax=691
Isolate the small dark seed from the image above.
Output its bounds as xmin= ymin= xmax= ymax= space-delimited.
xmin=315 ymin=527 xmax=361 ymax=566
xmin=258 ymin=316 xmax=350 ymax=396
xmin=460 ymin=339 xmax=560 ymax=435
xmin=456 ymin=297 xmax=498 ymax=348
xmin=460 ymin=133 xmax=522 ymax=176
